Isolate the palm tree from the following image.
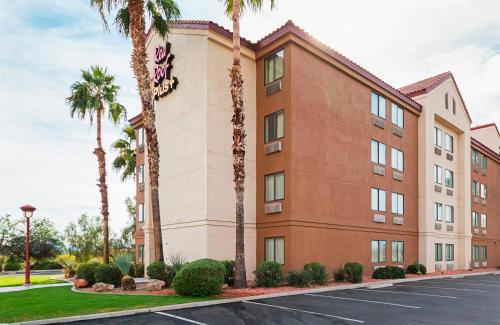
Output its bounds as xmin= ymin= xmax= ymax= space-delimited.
xmin=112 ymin=125 xmax=137 ymax=182
xmin=90 ymin=0 xmax=181 ymax=263
xmin=67 ymin=66 xmax=126 ymax=264
xmin=221 ymin=0 xmax=277 ymax=288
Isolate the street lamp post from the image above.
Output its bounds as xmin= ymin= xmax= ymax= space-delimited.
xmin=20 ymin=204 xmax=36 ymax=286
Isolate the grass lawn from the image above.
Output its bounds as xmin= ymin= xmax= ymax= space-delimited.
xmin=0 ymin=286 xmax=215 ymax=323
xmin=0 ymin=274 xmax=65 ymax=287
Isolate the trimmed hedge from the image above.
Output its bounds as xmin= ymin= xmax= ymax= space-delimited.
xmin=222 ymin=260 xmax=235 ymax=286
xmin=95 ymin=264 xmax=122 ymax=287
xmin=304 ymin=262 xmax=328 ymax=285
xmin=173 ymin=258 xmax=225 ymax=296
xmin=406 ymin=263 xmax=427 ymax=275
xmin=372 ymin=266 xmax=406 ymax=279
xmin=344 ymin=262 xmax=363 ymax=283
xmin=146 ymin=261 xmax=167 ymax=281
xmin=76 ymin=262 xmax=101 ymax=286
xmin=254 ymin=261 xmax=284 ymax=288
xmin=287 ymin=270 xmax=312 ymax=287
xmin=31 ymin=259 xmax=62 ymax=270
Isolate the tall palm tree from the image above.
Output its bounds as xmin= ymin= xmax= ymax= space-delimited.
xmin=112 ymin=125 xmax=137 ymax=182
xmin=90 ymin=0 xmax=181 ymax=262
xmin=222 ymin=0 xmax=277 ymax=288
xmin=67 ymin=66 xmax=126 ymax=264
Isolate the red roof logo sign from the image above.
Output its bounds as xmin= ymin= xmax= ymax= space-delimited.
xmin=153 ymin=42 xmax=178 ymax=100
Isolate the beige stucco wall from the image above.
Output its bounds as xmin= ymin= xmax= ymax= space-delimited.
xmin=472 ymin=126 xmax=500 ymax=154
xmin=415 ymin=78 xmax=471 ymax=272
xmin=142 ymin=28 xmax=257 ymax=279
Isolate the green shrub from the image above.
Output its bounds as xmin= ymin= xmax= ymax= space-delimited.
xmin=95 ymin=264 xmax=122 ymax=287
xmin=31 ymin=259 xmax=62 ymax=270
xmin=76 ymin=262 xmax=101 ymax=285
xmin=3 ymin=256 xmax=21 ymax=271
xmin=146 ymin=261 xmax=167 ymax=281
xmin=164 ymin=265 xmax=177 ymax=287
xmin=173 ymin=258 xmax=225 ymax=296
xmin=222 ymin=260 xmax=235 ymax=286
xmin=333 ymin=266 xmax=345 ymax=282
xmin=121 ymin=275 xmax=136 ymax=291
xmin=406 ymin=263 xmax=427 ymax=275
xmin=372 ymin=266 xmax=406 ymax=279
xmin=113 ymin=253 xmax=133 ymax=276
xmin=287 ymin=270 xmax=312 ymax=287
xmin=344 ymin=262 xmax=363 ymax=283
xmin=303 ymin=262 xmax=328 ymax=285
xmin=130 ymin=263 xmax=144 ymax=277
xmin=254 ymin=261 xmax=284 ymax=288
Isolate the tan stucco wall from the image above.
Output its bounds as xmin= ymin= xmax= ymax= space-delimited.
xmin=471 ymin=126 xmax=500 ymax=154
xmin=415 ymin=78 xmax=471 ymax=272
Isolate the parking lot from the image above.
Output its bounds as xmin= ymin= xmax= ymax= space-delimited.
xmin=69 ymin=274 xmax=500 ymax=325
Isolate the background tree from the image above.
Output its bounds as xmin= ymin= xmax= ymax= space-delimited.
xmin=112 ymin=125 xmax=137 ymax=181
xmin=0 ymin=215 xmax=20 ymax=255
xmin=67 ymin=66 xmax=126 ymax=264
xmin=111 ymin=197 xmax=136 ymax=254
xmin=90 ymin=0 xmax=181 ymax=263
xmin=221 ymin=0 xmax=277 ymax=288
xmin=64 ymin=214 xmax=104 ymax=262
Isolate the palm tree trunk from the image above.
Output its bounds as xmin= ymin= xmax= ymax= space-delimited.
xmin=230 ymin=0 xmax=247 ymax=289
xmin=128 ymin=0 xmax=164 ymax=262
xmin=94 ymin=109 xmax=110 ymax=264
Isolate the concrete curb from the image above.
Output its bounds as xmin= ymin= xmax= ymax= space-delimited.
xmin=13 ymin=270 xmax=500 ymax=325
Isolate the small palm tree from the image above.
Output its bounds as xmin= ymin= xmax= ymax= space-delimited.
xmin=67 ymin=66 xmax=126 ymax=264
xmin=90 ymin=0 xmax=181 ymax=263
xmin=112 ymin=125 xmax=137 ymax=182
xmin=221 ymin=0 xmax=277 ymax=288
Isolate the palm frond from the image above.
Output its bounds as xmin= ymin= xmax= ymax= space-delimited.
xmin=146 ymin=0 xmax=181 ymax=38
xmin=115 ymin=5 xmax=131 ymax=36
xmin=90 ymin=0 xmax=122 ymax=30
xmin=221 ymin=0 xmax=277 ymax=17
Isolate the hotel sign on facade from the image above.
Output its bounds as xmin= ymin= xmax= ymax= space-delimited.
xmin=153 ymin=42 xmax=178 ymax=100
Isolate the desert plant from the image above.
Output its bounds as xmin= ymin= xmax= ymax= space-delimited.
xmin=222 ymin=260 xmax=235 ymax=286
xmin=113 ymin=253 xmax=133 ymax=276
xmin=372 ymin=266 xmax=406 ymax=279
xmin=344 ymin=262 xmax=363 ymax=283
xmin=406 ymin=263 xmax=427 ymax=275
xmin=173 ymin=259 xmax=225 ymax=296
xmin=287 ymin=270 xmax=312 ymax=288
xmin=254 ymin=261 xmax=284 ymax=288
xmin=121 ymin=275 xmax=136 ymax=291
xmin=333 ymin=266 xmax=345 ymax=282
xmin=304 ymin=262 xmax=328 ymax=285
xmin=168 ymin=253 xmax=188 ymax=273
xmin=76 ymin=262 xmax=101 ymax=285
xmin=57 ymin=254 xmax=78 ymax=278
xmin=95 ymin=264 xmax=122 ymax=287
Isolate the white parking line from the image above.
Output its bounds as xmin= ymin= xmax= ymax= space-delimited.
xmin=430 ymin=281 xmax=500 ymax=288
xmin=155 ymin=311 xmax=208 ymax=325
xmin=354 ymin=288 xmax=457 ymax=299
xmin=243 ymin=300 xmax=364 ymax=323
xmin=445 ymin=278 xmax=500 ymax=285
xmin=305 ymin=293 xmax=421 ymax=309
xmin=396 ymin=284 xmax=487 ymax=292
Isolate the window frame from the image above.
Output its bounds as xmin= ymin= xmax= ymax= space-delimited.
xmin=472 ymin=150 xmax=479 ymax=167
xmin=472 ymin=211 xmax=479 ymax=227
xmin=371 ymin=240 xmax=387 ymax=263
xmin=445 ymin=93 xmax=449 ymax=109
xmin=371 ymin=188 xmax=386 ymax=212
xmin=472 ymin=245 xmax=479 ymax=260
xmin=481 ymin=155 xmax=487 ymax=170
xmin=435 ymin=202 xmax=443 ymax=221
xmin=445 ymin=133 xmax=454 ymax=153
xmin=371 ymin=140 xmax=386 ymax=165
xmin=264 ymin=237 xmax=285 ymax=264
xmin=138 ymin=164 xmax=145 ymax=184
xmin=138 ymin=203 xmax=145 ymax=223
xmin=445 ymin=205 xmax=454 ymax=223
xmin=264 ymin=110 xmax=284 ymax=144
xmin=264 ymin=171 xmax=285 ymax=202
xmin=391 ymin=241 xmax=404 ymax=263
xmin=445 ymin=244 xmax=454 ymax=261
xmin=480 ymin=183 xmax=487 ymax=199
xmin=435 ymin=243 xmax=443 ymax=261
xmin=137 ymin=127 xmax=144 ymax=146
xmin=445 ymin=169 xmax=454 ymax=188
xmin=472 ymin=181 xmax=479 ymax=197
xmin=264 ymin=49 xmax=285 ymax=85
xmin=434 ymin=127 xmax=442 ymax=147
xmin=391 ymin=148 xmax=404 ymax=171
xmin=391 ymin=192 xmax=404 ymax=215
xmin=138 ymin=244 xmax=144 ymax=264
xmin=481 ymin=214 xmax=487 ymax=228
xmin=391 ymin=103 xmax=404 ymax=128
xmin=481 ymin=246 xmax=488 ymax=260
xmin=371 ymin=92 xmax=386 ymax=119
xmin=434 ymin=165 xmax=442 ymax=184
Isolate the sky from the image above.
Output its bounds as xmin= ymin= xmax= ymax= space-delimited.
xmin=1 ymin=0 xmax=499 ymax=234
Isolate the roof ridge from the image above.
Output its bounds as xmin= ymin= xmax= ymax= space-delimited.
xmin=398 ymin=71 xmax=451 ymax=94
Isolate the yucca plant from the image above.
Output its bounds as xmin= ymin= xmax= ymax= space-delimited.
xmin=113 ymin=253 xmax=133 ymax=276
xmin=56 ymin=254 xmax=78 ymax=278
xmin=168 ymin=253 xmax=188 ymax=273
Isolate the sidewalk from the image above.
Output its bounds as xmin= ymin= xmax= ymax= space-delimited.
xmin=0 ymin=282 xmax=72 ymax=293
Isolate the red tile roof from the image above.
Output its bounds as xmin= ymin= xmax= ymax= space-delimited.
xmin=471 ymin=122 xmax=500 ymax=137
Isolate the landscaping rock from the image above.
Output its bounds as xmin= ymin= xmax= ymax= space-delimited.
xmin=74 ymin=278 xmax=88 ymax=288
xmin=92 ymin=282 xmax=115 ymax=292
xmin=146 ymin=280 xmax=165 ymax=292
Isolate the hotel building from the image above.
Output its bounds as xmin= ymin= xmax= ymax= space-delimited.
xmin=131 ymin=20 xmax=500 ymax=277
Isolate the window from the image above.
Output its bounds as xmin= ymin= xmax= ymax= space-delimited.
xmin=138 ymin=245 xmax=144 ymax=264
xmin=445 ymin=244 xmax=454 ymax=261
xmin=472 ymin=212 xmax=479 ymax=227
xmin=472 ymin=245 xmax=479 ymax=260
xmin=445 ymin=93 xmax=449 ymax=109
xmin=371 ymin=188 xmax=386 ymax=212
xmin=391 ymin=104 xmax=403 ymax=128
xmin=472 ymin=181 xmax=479 ymax=197
xmin=481 ymin=246 xmax=488 ymax=260
xmin=371 ymin=140 xmax=386 ymax=165
xmin=138 ymin=165 xmax=144 ymax=184
xmin=435 ymin=202 xmax=443 ymax=221
xmin=391 ymin=193 xmax=404 ymax=215
xmin=445 ymin=205 xmax=454 ymax=223
xmin=472 ymin=150 xmax=479 ymax=167
xmin=265 ymin=237 xmax=284 ymax=264
xmin=435 ymin=243 xmax=443 ymax=261
xmin=371 ymin=92 xmax=386 ymax=119
xmin=481 ymin=155 xmax=487 ymax=170
xmin=480 ymin=184 xmax=487 ymax=199
xmin=434 ymin=127 xmax=442 ymax=147
xmin=445 ymin=169 xmax=454 ymax=188
xmin=434 ymin=165 xmax=442 ymax=184
xmin=265 ymin=172 xmax=284 ymax=202
xmin=481 ymin=214 xmax=487 ymax=228
xmin=452 ymin=98 xmax=456 ymax=114
xmin=391 ymin=148 xmax=404 ymax=171
xmin=137 ymin=127 xmax=144 ymax=146
xmin=371 ymin=240 xmax=386 ymax=263
xmin=264 ymin=50 xmax=284 ymax=85
xmin=138 ymin=203 xmax=144 ymax=222
xmin=445 ymin=134 xmax=454 ymax=153
xmin=392 ymin=241 xmax=404 ymax=262
xmin=264 ymin=110 xmax=284 ymax=143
